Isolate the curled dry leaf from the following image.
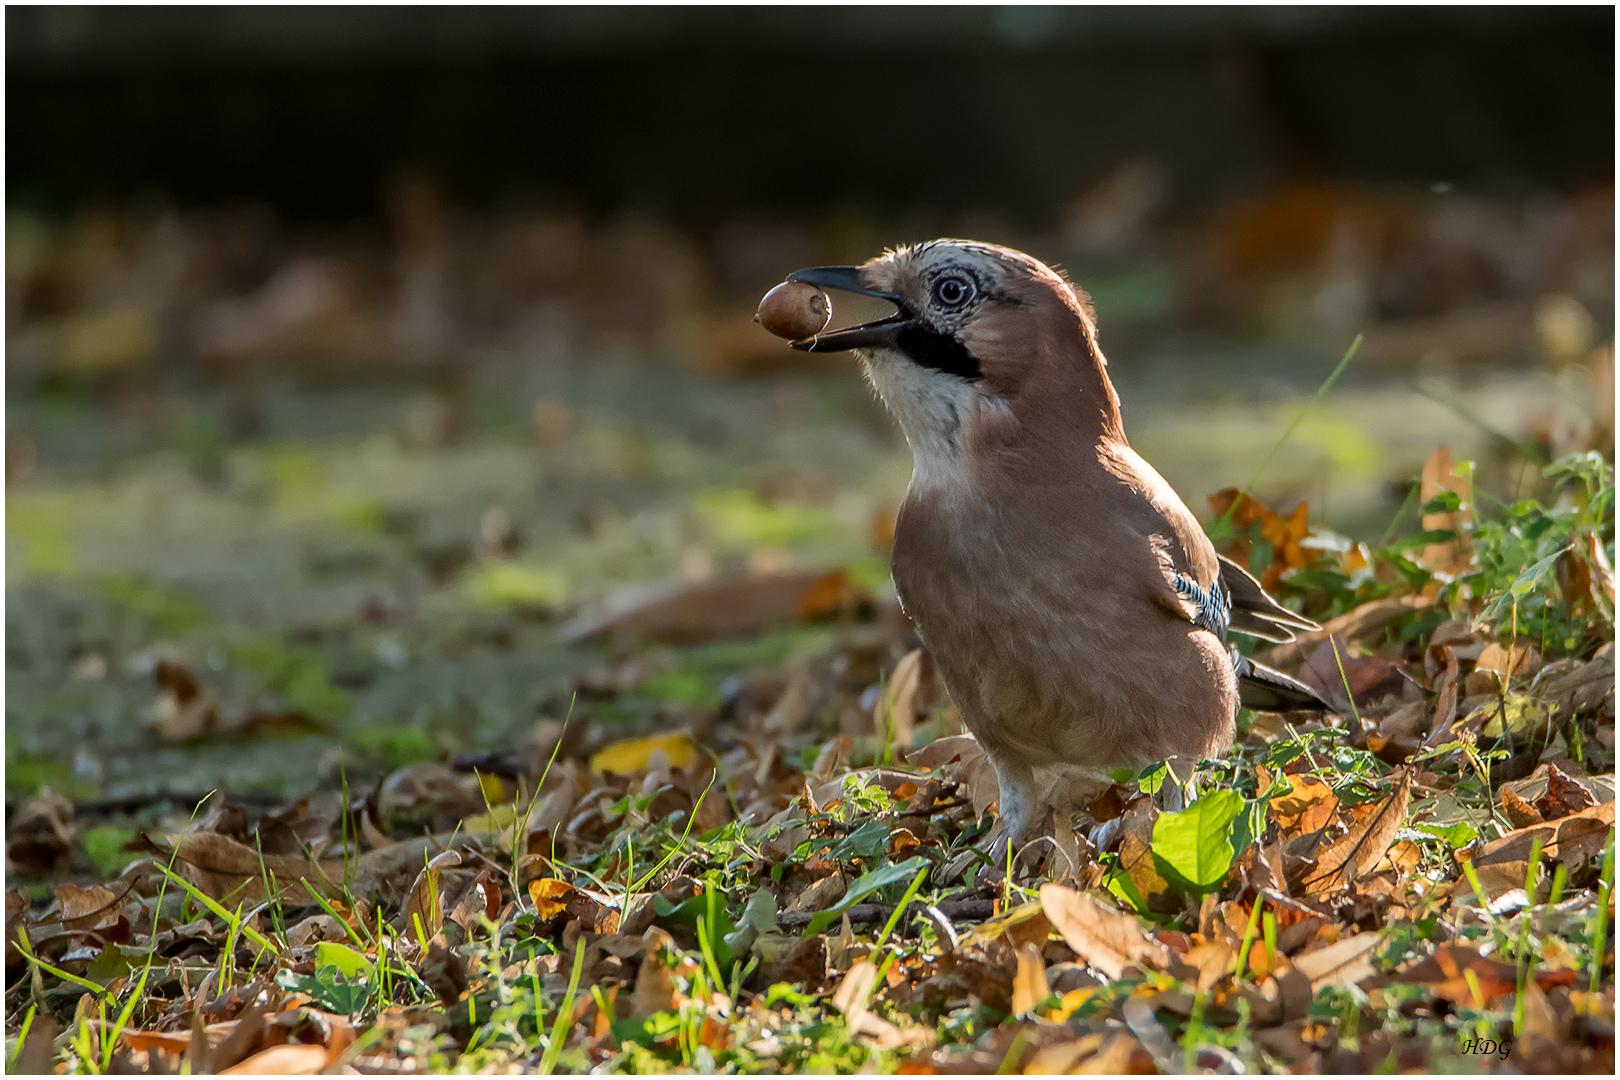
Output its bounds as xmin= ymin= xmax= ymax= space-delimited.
xmin=1038 ymin=884 xmax=1170 ymax=981
xmin=1535 ymin=762 xmax=1599 ymax=819
xmin=6 ymin=787 xmax=75 ymax=877
xmin=400 ymin=850 xmax=462 ymax=943
xmin=166 ymin=830 xmax=348 ymax=906
xmin=786 ymin=872 xmax=846 ymax=915
xmin=526 ymin=876 xmax=620 ymax=934
xmin=4 ymin=890 xmax=26 ymax=967
xmin=148 ymin=660 xmax=221 ymax=741
xmin=965 ymin=901 xmax=1051 ymax=955
xmin=1460 ymin=799 xmax=1616 ymax=903
xmin=1501 ymin=785 xmax=1545 ymax=829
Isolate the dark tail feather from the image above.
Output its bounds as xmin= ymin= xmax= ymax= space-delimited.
xmin=1233 ymin=652 xmax=1329 ymax=711
xmin=1218 ymin=554 xmax=1321 ymax=642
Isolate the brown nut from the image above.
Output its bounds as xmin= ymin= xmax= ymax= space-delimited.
xmin=755 ymin=281 xmax=831 ymax=341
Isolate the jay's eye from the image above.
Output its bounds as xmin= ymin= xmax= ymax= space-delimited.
xmin=932 ymin=276 xmax=973 ymax=308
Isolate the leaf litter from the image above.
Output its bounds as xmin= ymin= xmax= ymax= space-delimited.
xmin=5 ymin=445 xmax=1614 ymax=1073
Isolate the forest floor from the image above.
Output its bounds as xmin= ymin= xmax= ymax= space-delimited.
xmin=5 ymin=352 xmax=1614 ymax=1074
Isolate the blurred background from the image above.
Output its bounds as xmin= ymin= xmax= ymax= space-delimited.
xmin=6 ymin=7 xmax=1614 ymax=805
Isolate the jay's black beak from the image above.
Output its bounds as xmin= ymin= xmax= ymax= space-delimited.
xmin=784 ymin=266 xmax=916 ymax=352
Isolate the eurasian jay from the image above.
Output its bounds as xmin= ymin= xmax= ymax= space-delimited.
xmin=781 ymin=240 xmax=1325 ymax=844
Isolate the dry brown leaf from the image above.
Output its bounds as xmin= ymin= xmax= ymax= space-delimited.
xmin=1535 ymin=762 xmax=1599 ymax=820
xmin=1073 ymin=1031 xmax=1150 ymax=1074
xmin=1464 ymin=799 xmax=1616 ymax=903
xmin=219 ymin=1043 xmax=329 ymax=1075
xmin=524 ymin=875 xmax=620 ymax=934
xmin=1206 ymin=488 xmax=1314 ymax=590
xmin=119 ymin=1030 xmax=194 ymax=1057
xmin=148 ymin=660 xmax=221 ymax=741
xmin=1476 ymin=641 xmax=1541 ymax=681
xmin=785 ymin=872 xmax=845 ymax=915
xmin=1024 ymin=1035 xmax=1104 ymax=1075
xmin=400 ymin=850 xmax=463 ymax=943
xmin=1419 ymin=445 xmax=1473 ymax=573
xmin=1261 ymin=595 xmax=1432 ymax=670
xmin=1393 ymin=944 xmax=1574 ymax=1007
xmin=965 ymin=901 xmax=1050 ymax=954
xmin=50 ymin=882 xmax=123 ymax=931
xmin=205 ymin=1004 xmax=270 ymax=1073
xmin=1422 ymin=643 xmax=1461 ymax=747
xmin=1114 ymin=798 xmax=1177 ymax=914
xmin=831 ymin=958 xmax=880 ymax=1024
xmin=1011 ymin=942 xmax=1052 ymax=1018
xmin=1038 ymin=884 xmax=1170 ymax=981
xmin=13 ymin=1014 xmax=59 ymax=1075
xmin=3 ymin=890 xmax=26 ymax=967
xmin=558 ymin=571 xmax=868 ymax=645
xmin=631 ymin=937 xmax=678 ymax=1018
xmin=168 ymin=830 xmax=348 ymax=906
xmin=906 ymin=734 xmax=1000 ymax=819
xmin=1182 ymin=938 xmax=1235 ymax=995
xmin=877 ymin=649 xmax=923 ymax=750
xmin=1291 ymin=930 xmax=1380 ymax=989
xmin=7 ymin=787 xmax=75 ymax=877
xmin=1299 ymin=769 xmax=1412 ymax=896
xmin=1298 ymin=638 xmax=1409 ymax=717
xmin=1501 ymin=785 xmax=1545 ymax=830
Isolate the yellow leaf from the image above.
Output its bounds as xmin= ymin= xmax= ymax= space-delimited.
xmin=460 ymin=804 xmax=520 ymax=832
xmin=589 ymin=732 xmax=698 ymax=774
xmin=1011 ymin=942 xmax=1052 ymax=1018
xmin=466 ymin=564 xmax=568 ymax=610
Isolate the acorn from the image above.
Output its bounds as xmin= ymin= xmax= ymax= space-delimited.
xmin=755 ymin=281 xmax=831 ymax=341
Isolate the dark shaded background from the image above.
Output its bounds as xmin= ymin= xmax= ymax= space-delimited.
xmin=9 ymin=6 xmax=1613 ymax=221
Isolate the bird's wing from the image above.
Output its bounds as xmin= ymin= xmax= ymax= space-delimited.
xmin=1217 ymin=554 xmax=1321 ymax=643
xmin=1232 ymin=652 xmax=1329 ymax=710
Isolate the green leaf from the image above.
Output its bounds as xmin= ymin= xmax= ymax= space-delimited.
xmin=1413 ymin=821 xmax=1479 ymax=850
xmin=1151 ymin=790 xmax=1248 ymax=894
xmin=1421 ymin=492 xmax=1462 ymax=514
xmin=826 ymin=819 xmax=890 ymax=861
xmin=314 ymin=941 xmax=375 ymax=982
xmin=1386 ymin=529 xmax=1456 ymax=552
xmin=1283 ymin=569 xmax=1352 ymax=593
xmin=1136 ymin=761 xmax=1170 ymax=795
xmin=805 ymin=856 xmax=929 ymax=938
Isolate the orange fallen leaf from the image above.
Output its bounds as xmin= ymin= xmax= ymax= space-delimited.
xmin=219 ymin=1043 xmax=329 ymax=1075
xmin=1267 ymin=773 xmax=1338 ymax=839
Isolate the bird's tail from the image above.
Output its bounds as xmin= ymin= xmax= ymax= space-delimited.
xmin=1232 ymin=652 xmax=1329 ymax=712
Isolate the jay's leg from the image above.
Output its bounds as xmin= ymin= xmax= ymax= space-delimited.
xmin=986 ymin=754 xmax=1044 ymax=858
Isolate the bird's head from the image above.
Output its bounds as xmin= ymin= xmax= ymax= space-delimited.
xmin=786 ymin=239 xmax=1122 ymax=462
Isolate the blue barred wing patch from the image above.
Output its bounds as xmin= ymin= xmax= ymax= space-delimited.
xmin=1172 ymin=572 xmax=1230 ymax=639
